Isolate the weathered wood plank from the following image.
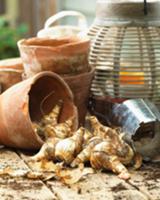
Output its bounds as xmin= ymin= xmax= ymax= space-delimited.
xmin=20 ymin=149 xmax=149 ymax=200
xmin=0 ymin=148 xmax=57 ymax=200
xmin=0 ymin=0 xmax=5 ymax=14
xmin=0 ymin=177 xmax=57 ymax=200
xmin=47 ymin=172 xmax=148 ymax=200
xmin=129 ymin=163 xmax=160 ymax=200
xmin=3 ymin=148 xmax=160 ymax=200
xmin=18 ymin=0 xmax=57 ymax=36
xmin=18 ymin=0 xmax=35 ymax=36
xmin=0 ymin=148 xmax=29 ymax=171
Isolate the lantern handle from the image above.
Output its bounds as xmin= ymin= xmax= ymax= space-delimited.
xmin=144 ymin=0 xmax=148 ymax=15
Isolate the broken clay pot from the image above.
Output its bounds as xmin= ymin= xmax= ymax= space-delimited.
xmin=0 ymin=71 xmax=78 ymax=150
xmin=18 ymin=37 xmax=90 ymax=77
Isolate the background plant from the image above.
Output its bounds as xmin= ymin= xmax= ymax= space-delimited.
xmin=0 ymin=18 xmax=28 ymax=59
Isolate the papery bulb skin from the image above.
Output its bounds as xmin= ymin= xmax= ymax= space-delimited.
xmin=31 ymin=137 xmax=60 ymax=161
xmin=90 ymin=141 xmax=132 ymax=180
xmin=71 ymin=136 xmax=102 ymax=167
xmin=41 ymin=100 xmax=63 ymax=126
xmin=55 ymin=127 xmax=85 ymax=164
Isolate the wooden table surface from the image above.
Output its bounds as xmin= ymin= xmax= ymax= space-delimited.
xmin=0 ymin=147 xmax=160 ymax=200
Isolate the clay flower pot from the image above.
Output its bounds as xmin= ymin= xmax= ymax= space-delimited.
xmin=17 ymin=37 xmax=90 ymax=78
xmin=0 ymin=57 xmax=23 ymax=92
xmin=63 ymin=67 xmax=95 ymax=125
xmin=0 ymin=71 xmax=78 ymax=150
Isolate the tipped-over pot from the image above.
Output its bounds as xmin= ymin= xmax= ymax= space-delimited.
xmin=0 ymin=71 xmax=78 ymax=149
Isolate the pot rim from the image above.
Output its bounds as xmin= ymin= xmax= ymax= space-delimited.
xmin=17 ymin=36 xmax=90 ymax=51
xmin=0 ymin=68 xmax=23 ymax=73
xmin=62 ymin=67 xmax=95 ymax=79
xmin=28 ymin=71 xmax=75 ymax=101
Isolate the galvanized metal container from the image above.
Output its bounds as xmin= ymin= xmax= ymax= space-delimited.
xmin=111 ymin=99 xmax=160 ymax=160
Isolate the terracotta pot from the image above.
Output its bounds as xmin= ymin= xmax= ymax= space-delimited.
xmin=63 ymin=68 xmax=95 ymax=125
xmin=0 ymin=57 xmax=23 ymax=92
xmin=18 ymin=37 xmax=90 ymax=77
xmin=0 ymin=71 xmax=78 ymax=150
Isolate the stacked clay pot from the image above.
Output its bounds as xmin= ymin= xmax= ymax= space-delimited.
xmin=18 ymin=37 xmax=94 ymax=125
xmin=0 ymin=57 xmax=23 ymax=92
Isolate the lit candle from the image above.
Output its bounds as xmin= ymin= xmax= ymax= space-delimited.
xmin=120 ymin=71 xmax=145 ymax=85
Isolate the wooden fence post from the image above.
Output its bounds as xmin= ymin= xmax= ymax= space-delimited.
xmin=18 ymin=0 xmax=56 ymax=36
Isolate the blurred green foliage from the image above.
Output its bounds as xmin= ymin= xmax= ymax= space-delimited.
xmin=0 ymin=18 xmax=28 ymax=59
